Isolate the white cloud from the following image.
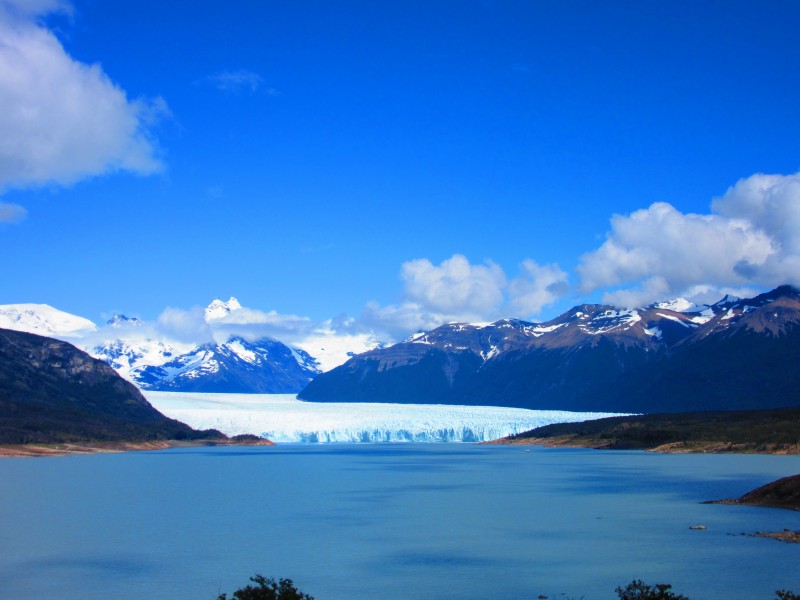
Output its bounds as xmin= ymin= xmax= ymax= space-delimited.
xmin=207 ymin=306 xmax=315 ymax=343
xmin=0 ymin=201 xmax=26 ymax=223
xmin=0 ymin=1 xmax=166 ymax=191
xmin=402 ymin=254 xmax=506 ymax=316
xmin=507 ymin=260 xmax=569 ymax=316
xmin=361 ymin=300 xmax=449 ymax=338
xmin=713 ymin=172 xmax=800 ymax=260
xmin=156 ymin=306 xmax=214 ymax=345
xmin=577 ymin=171 xmax=800 ymax=306
xmin=362 ymin=254 xmax=568 ymax=338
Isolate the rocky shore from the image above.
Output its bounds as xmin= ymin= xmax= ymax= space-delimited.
xmin=708 ymin=474 xmax=800 ymax=511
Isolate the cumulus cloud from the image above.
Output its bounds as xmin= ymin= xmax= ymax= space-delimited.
xmin=713 ymin=172 xmax=800 ymax=260
xmin=361 ymin=254 xmax=568 ymax=338
xmin=402 ymin=254 xmax=506 ymax=317
xmin=577 ymin=171 xmax=800 ymax=306
xmin=507 ymin=260 xmax=569 ymax=316
xmin=0 ymin=201 xmax=26 ymax=223
xmin=361 ymin=300 xmax=448 ymax=338
xmin=0 ymin=0 xmax=166 ymax=191
xmin=206 ymin=306 xmax=315 ymax=343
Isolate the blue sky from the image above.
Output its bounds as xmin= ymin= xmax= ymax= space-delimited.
xmin=2 ymin=0 xmax=800 ymax=341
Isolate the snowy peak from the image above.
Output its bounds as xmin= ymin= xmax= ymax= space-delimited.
xmin=404 ymin=318 xmax=537 ymax=358
xmin=651 ymin=297 xmax=703 ymax=313
xmin=204 ymin=297 xmax=242 ymax=322
xmin=107 ymin=314 xmax=143 ymax=328
xmin=92 ymin=338 xmax=184 ymax=382
xmin=711 ymin=294 xmax=742 ymax=309
xmin=127 ymin=335 xmax=320 ymax=393
xmin=682 ymin=285 xmax=800 ymax=339
xmin=0 ymin=303 xmax=97 ymax=338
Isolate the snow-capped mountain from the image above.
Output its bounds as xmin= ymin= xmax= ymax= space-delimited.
xmin=300 ymin=285 xmax=800 ymax=414
xmin=131 ymin=336 xmax=319 ymax=393
xmin=107 ymin=314 xmax=143 ymax=328
xmin=93 ymin=332 xmax=320 ymax=394
xmin=0 ymin=303 xmax=97 ymax=338
xmin=92 ymin=337 xmax=190 ymax=382
xmin=90 ymin=301 xmax=324 ymax=393
xmin=205 ymin=297 xmax=242 ymax=322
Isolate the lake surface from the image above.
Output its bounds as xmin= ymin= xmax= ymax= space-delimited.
xmin=1 ymin=444 xmax=799 ymax=600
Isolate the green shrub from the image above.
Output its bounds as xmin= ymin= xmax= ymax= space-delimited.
xmin=218 ymin=574 xmax=313 ymax=600
xmin=615 ymin=580 xmax=689 ymax=600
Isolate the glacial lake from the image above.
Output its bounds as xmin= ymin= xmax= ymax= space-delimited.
xmin=1 ymin=444 xmax=799 ymax=600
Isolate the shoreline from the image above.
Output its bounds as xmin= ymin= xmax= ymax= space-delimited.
xmin=487 ymin=435 xmax=800 ymax=455
xmin=0 ymin=437 xmax=274 ymax=458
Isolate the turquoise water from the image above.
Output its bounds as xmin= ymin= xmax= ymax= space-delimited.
xmin=1 ymin=444 xmax=799 ymax=599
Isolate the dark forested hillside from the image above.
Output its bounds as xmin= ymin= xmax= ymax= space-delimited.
xmin=0 ymin=328 xmax=213 ymax=444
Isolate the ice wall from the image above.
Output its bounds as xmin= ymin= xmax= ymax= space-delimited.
xmin=146 ymin=392 xmax=628 ymax=443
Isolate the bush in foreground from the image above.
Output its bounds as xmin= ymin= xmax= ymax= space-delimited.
xmin=220 ymin=575 xmax=798 ymax=599
xmin=615 ymin=580 xmax=799 ymax=600
xmin=616 ymin=580 xmax=690 ymax=600
xmin=218 ymin=574 xmax=313 ymax=600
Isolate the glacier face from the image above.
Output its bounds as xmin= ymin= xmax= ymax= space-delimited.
xmin=145 ymin=391 xmax=628 ymax=443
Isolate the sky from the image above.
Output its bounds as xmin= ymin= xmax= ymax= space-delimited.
xmin=2 ymin=0 xmax=800 ymax=345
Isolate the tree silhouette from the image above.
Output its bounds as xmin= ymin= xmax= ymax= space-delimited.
xmin=218 ymin=574 xmax=313 ymax=600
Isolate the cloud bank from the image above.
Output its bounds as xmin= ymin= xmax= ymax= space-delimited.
xmin=577 ymin=171 xmax=800 ymax=306
xmin=0 ymin=0 xmax=166 ymax=192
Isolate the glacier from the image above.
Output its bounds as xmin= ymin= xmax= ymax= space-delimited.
xmin=145 ymin=391 xmax=628 ymax=443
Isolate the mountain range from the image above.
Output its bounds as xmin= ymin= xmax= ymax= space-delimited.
xmin=298 ymin=285 xmax=800 ymax=413
xmin=0 ymin=299 xmax=324 ymax=394
xmin=3 ymin=287 xmax=799 ymax=410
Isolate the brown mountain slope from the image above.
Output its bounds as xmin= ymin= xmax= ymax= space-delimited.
xmin=0 ymin=327 xmax=218 ymax=444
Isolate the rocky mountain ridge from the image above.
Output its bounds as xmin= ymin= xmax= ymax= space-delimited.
xmin=299 ymin=285 xmax=800 ymax=413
